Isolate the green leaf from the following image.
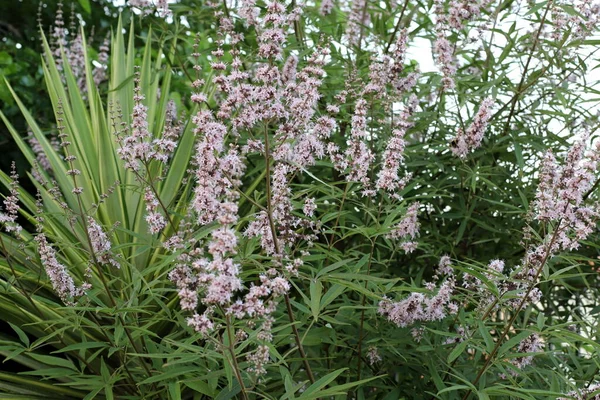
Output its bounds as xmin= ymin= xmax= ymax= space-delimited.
xmin=27 ymin=354 xmax=77 ymax=371
xmin=478 ymin=321 xmax=494 ymax=354
xmin=310 ymin=279 xmax=323 ymax=320
xmin=448 ymin=340 xmax=468 ymax=363
xmin=8 ymin=323 xmax=29 ymax=347
xmin=78 ymin=0 xmax=91 ymax=13
xmin=299 ymin=368 xmax=347 ymax=397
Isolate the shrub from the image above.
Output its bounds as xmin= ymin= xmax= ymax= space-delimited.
xmin=1 ymin=0 xmax=600 ymax=399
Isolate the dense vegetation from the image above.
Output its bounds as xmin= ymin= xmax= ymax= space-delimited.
xmin=1 ymin=0 xmax=600 ymax=399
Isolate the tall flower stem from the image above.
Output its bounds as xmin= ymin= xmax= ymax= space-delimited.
xmin=461 ymin=221 xmax=563 ymax=400
xmin=57 ymin=110 xmax=157 ymax=392
xmin=262 ymin=123 xmax=316 ymax=384
xmin=384 ymin=0 xmax=410 ymax=54
xmin=225 ymin=314 xmax=249 ymax=400
xmin=355 ymin=239 xmax=376 ymax=380
xmin=0 ymin=235 xmax=139 ymax=392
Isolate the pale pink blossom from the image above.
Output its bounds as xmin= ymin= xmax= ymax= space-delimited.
xmin=0 ymin=164 xmax=22 ymax=235
xmin=36 ymin=233 xmax=86 ymax=305
xmin=346 ymin=0 xmax=370 ymax=47
xmin=388 ymin=202 xmax=420 ymax=252
xmin=366 ymin=346 xmax=382 ymax=365
xmin=303 ymin=198 xmax=317 ymax=217
xmin=247 ymin=344 xmax=270 ymax=375
xmin=87 ymin=217 xmax=120 ymax=268
xmin=451 ymin=97 xmax=494 ymax=158
xmin=509 ymin=333 xmax=543 ymax=372
xmin=376 ymin=96 xmax=416 ymax=194
xmin=344 ymin=98 xmax=374 ymax=187
xmin=320 ymin=0 xmax=334 ymax=15
xmin=187 ymin=311 xmax=214 ymax=335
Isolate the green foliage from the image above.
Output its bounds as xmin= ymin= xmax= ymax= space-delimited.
xmin=1 ymin=1 xmax=600 ymax=399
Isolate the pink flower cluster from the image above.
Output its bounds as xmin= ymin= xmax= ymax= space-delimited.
xmin=118 ymin=73 xmax=152 ymax=171
xmin=93 ymin=36 xmax=110 ymax=86
xmin=533 ymin=135 xmax=600 ymax=250
xmin=128 ymin=0 xmax=170 ymax=17
xmin=36 ymin=233 xmax=87 ymax=305
xmin=376 ymin=95 xmax=417 ymax=196
xmin=378 ymin=279 xmax=457 ymax=328
xmin=509 ymin=333 xmax=543 ymax=371
xmin=0 ymin=164 xmax=22 ymax=235
xmin=87 ymin=217 xmax=120 ymax=268
xmin=345 ymin=0 xmax=370 ymax=47
xmin=451 ymin=97 xmax=494 ymax=158
xmin=387 ymin=202 xmax=420 ymax=253
xmin=559 ymin=382 xmax=600 ymax=400
xmin=342 ymin=98 xmax=375 ymax=189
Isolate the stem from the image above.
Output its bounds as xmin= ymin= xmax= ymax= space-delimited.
xmin=225 ymin=315 xmax=249 ymax=400
xmin=262 ymin=124 xmax=316 ymax=384
xmin=355 ymin=240 xmax=375 ymax=380
xmin=500 ymin=0 xmax=553 ymax=137
xmin=284 ymin=294 xmax=316 ymax=384
xmin=384 ymin=0 xmax=410 ymax=54
xmin=328 ymin=182 xmax=351 ymax=250
xmin=58 ymin=113 xmax=156 ymax=392
xmin=461 ymin=220 xmax=563 ymax=400
xmin=356 ymin=0 xmax=369 ymax=52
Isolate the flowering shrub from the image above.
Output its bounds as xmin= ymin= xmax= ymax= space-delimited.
xmin=2 ymin=0 xmax=600 ymax=399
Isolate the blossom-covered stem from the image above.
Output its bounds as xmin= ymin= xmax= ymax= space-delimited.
xmin=263 ymin=124 xmax=280 ymax=255
xmin=461 ymin=220 xmax=563 ymax=400
xmin=434 ymin=292 xmax=506 ymax=396
xmin=59 ymin=123 xmax=156 ymax=389
xmin=262 ymin=124 xmax=316 ymax=384
xmin=384 ymin=0 xmax=410 ymax=54
xmin=142 ymin=161 xmax=176 ymax=231
xmin=355 ymin=239 xmax=375 ymax=380
xmin=291 ymin=0 xmax=305 ymax=50
xmin=109 ymin=107 xmax=174 ymax=235
xmin=224 ymin=314 xmax=249 ymax=400
xmin=0 ymin=234 xmax=131 ymax=391
xmin=501 ymin=0 xmax=553 ymax=137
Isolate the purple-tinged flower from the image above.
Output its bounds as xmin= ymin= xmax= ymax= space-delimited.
xmin=451 ymin=97 xmax=494 ymax=158
xmin=303 ymin=198 xmax=317 ymax=217
xmin=36 ymin=233 xmax=85 ymax=305
xmin=379 ymin=277 xmax=455 ymax=328
xmin=558 ymin=382 xmax=600 ymax=400
xmin=387 ymin=202 xmax=420 ymax=252
xmin=128 ymin=0 xmax=153 ymax=16
xmin=391 ymin=28 xmax=408 ymax=78
xmin=437 ymin=255 xmax=453 ymax=277
xmin=344 ymin=98 xmax=375 ymax=188
xmin=366 ymin=346 xmax=382 ymax=365
xmin=187 ymin=311 xmax=214 ymax=335
xmin=0 ymin=164 xmax=23 ymax=235
xmin=376 ymin=96 xmax=416 ymax=194
xmin=247 ymin=344 xmax=270 ymax=376
xmin=87 ymin=217 xmax=120 ymax=268
xmin=509 ymin=333 xmax=543 ymax=371
xmin=144 ymin=188 xmax=166 ymax=234
xmin=345 ymin=0 xmax=370 ymax=47
xmin=320 ymin=0 xmax=334 ymax=15
xmin=93 ymin=35 xmax=110 ymax=86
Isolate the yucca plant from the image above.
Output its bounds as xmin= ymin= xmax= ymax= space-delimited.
xmin=2 ymin=0 xmax=600 ymax=399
